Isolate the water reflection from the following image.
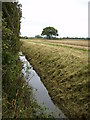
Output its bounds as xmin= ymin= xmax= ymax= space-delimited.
xmin=19 ymin=52 xmax=67 ymax=118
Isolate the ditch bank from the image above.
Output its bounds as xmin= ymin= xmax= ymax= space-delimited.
xmin=19 ymin=52 xmax=67 ymax=119
xmin=21 ymin=40 xmax=89 ymax=120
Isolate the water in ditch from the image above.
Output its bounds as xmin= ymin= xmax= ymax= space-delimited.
xmin=19 ymin=52 xmax=67 ymax=119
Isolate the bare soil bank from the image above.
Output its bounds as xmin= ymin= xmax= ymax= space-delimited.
xmin=21 ymin=39 xmax=89 ymax=119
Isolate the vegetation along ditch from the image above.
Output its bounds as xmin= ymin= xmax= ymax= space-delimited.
xmin=21 ymin=39 xmax=89 ymax=120
xmin=2 ymin=2 xmax=52 ymax=118
xmin=19 ymin=52 xmax=67 ymax=119
xmin=2 ymin=2 xmax=89 ymax=119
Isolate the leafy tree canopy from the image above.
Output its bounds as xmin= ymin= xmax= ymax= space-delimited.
xmin=41 ymin=26 xmax=58 ymax=39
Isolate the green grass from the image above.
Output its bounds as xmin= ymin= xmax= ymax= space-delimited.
xmin=21 ymin=39 xmax=89 ymax=119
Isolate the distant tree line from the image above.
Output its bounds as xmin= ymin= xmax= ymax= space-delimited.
xmin=21 ymin=36 xmax=88 ymax=40
xmin=61 ymin=37 xmax=88 ymax=40
xmin=20 ymin=26 xmax=88 ymax=40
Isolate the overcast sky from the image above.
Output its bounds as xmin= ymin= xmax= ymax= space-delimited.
xmin=19 ymin=0 xmax=89 ymax=38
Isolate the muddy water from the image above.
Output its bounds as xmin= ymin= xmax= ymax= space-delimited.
xmin=19 ymin=52 xmax=67 ymax=118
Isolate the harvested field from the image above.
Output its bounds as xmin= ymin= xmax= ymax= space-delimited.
xmin=21 ymin=39 xmax=89 ymax=119
xmin=25 ymin=39 xmax=89 ymax=50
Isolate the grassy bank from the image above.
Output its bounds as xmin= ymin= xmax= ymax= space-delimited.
xmin=21 ymin=39 xmax=89 ymax=119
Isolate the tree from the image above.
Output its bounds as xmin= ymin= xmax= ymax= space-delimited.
xmin=35 ymin=35 xmax=42 ymax=38
xmin=41 ymin=26 xmax=58 ymax=39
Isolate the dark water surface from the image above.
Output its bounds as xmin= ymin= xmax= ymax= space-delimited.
xmin=19 ymin=52 xmax=67 ymax=118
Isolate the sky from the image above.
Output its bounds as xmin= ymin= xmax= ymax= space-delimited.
xmin=19 ymin=0 xmax=89 ymax=38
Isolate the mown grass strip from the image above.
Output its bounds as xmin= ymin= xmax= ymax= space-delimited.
xmin=23 ymin=39 xmax=89 ymax=52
